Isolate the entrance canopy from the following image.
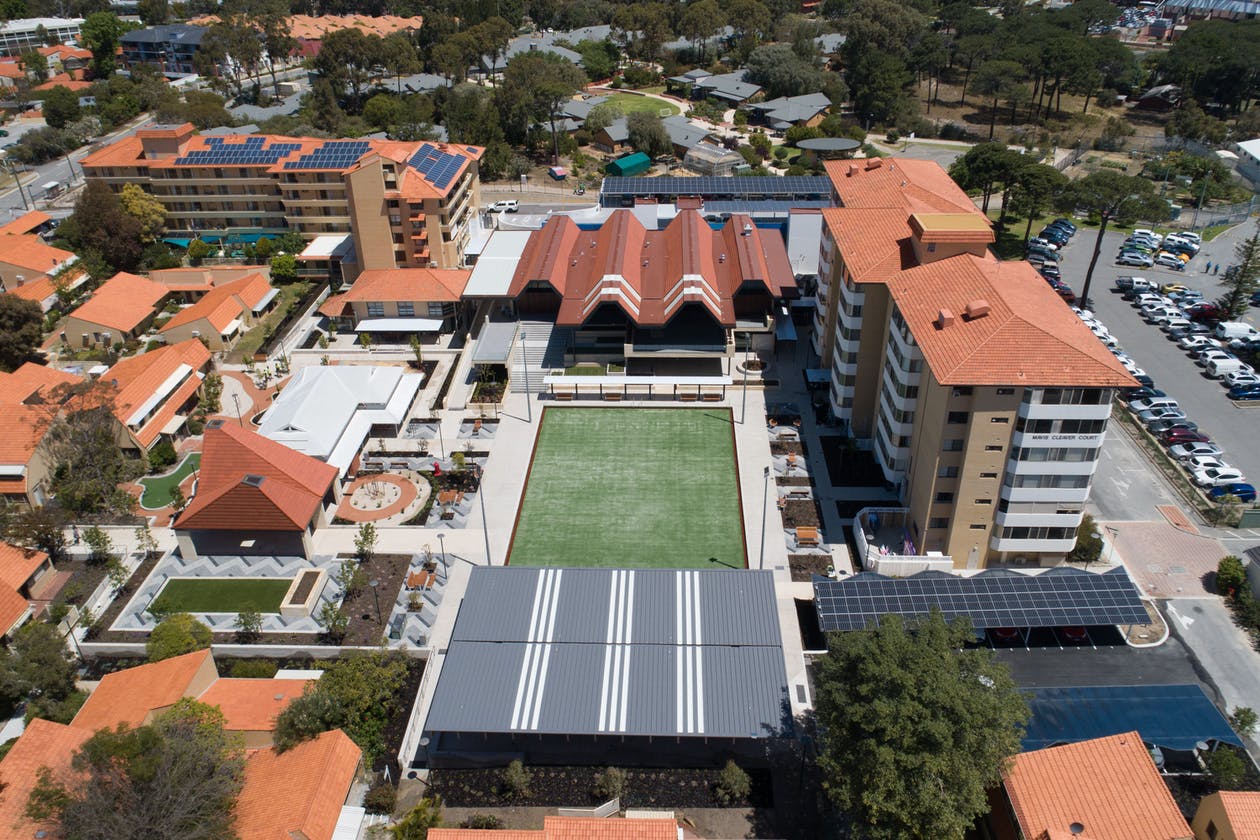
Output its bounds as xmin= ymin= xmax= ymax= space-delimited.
xmin=814 ymin=567 xmax=1148 ymax=632
xmin=354 ymin=318 xmax=443 ymax=333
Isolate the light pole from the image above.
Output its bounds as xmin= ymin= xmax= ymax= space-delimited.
xmin=520 ymin=330 xmax=531 ymax=422
xmin=231 ymin=393 xmax=243 ymax=427
xmin=740 ymin=336 xmax=750 ymax=424
xmin=475 ymin=463 xmax=491 ymax=564
xmin=759 ymin=466 xmax=770 ymax=570
xmin=436 ymin=532 xmax=447 ymax=575
xmin=1102 ymin=525 xmax=1119 ymax=570
xmin=1 ymin=159 xmax=29 ymax=211
xmin=368 ymin=578 xmax=382 ymax=624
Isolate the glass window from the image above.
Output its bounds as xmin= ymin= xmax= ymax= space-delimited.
xmin=397 ymin=302 xmax=415 ymax=317
xmin=947 ymin=411 xmax=969 ymax=424
xmin=935 ymin=492 xmax=954 ymax=503
xmin=938 ymin=465 xmax=959 ymax=478
xmin=366 ymin=302 xmax=385 ymax=317
xmin=943 ymin=439 xmax=964 ymax=452
xmin=928 ymin=517 xmax=949 ymax=529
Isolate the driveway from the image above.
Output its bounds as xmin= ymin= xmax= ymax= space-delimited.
xmin=1164 ymin=598 xmax=1260 ymax=735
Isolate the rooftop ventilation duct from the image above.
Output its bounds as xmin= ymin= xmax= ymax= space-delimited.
xmin=937 ymin=308 xmax=955 ymax=329
xmin=964 ymin=299 xmax=991 ymax=320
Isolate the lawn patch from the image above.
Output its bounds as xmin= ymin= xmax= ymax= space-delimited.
xmin=151 ymin=577 xmax=291 ymax=613
xmin=508 ymin=407 xmax=745 ymax=569
xmin=606 ymin=92 xmax=680 ymax=116
xmin=138 ymin=453 xmax=201 ymax=509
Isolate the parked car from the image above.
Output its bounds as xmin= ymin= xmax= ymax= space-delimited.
xmin=1160 ymin=283 xmax=1190 ymax=295
xmin=1147 ymin=418 xmax=1198 ymax=436
xmin=1206 ymin=357 xmax=1251 ymax=378
xmin=1028 ymin=246 xmax=1060 ymax=263
xmin=1251 ymin=290 xmax=1260 ymax=306
xmin=1209 ymin=483 xmax=1257 ymax=503
xmin=1117 ymin=251 xmax=1154 ymax=268
xmin=1170 ymin=442 xmax=1223 ymax=461
xmin=1133 ymin=373 xmax=1155 ymax=387
xmin=1223 ymin=370 xmax=1260 ymax=389
xmin=1193 ymin=466 xmax=1247 ymax=488
xmin=1178 ymin=335 xmax=1221 ymax=352
xmin=1132 ymin=228 xmax=1163 ymax=244
xmin=1154 ymin=252 xmax=1187 ymax=271
xmin=1196 ymin=348 xmax=1234 ymax=367
xmin=1123 ymin=387 xmax=1166 ymax=404
xmin=1039 ymin=264 xmax=1062 ymax=279
xmin=1227 ymin=385 xmax=1260 ymax=401
xmin=1184 ymin=456 xmax=1230 ymax=472
xmin=488 ymin=200 xmax=519 ymax=212
xmin=1163 ymin=429 xmax=1211 ymax=446
xmin=1028 ymin=237 xmax=1059 ymax=251
xmin=1130 ymin=397 xmax=1180 ymax=413
xmin=1051 ymin=218 xmax=1078 ymax=233
xmin=1137 ymin=406 xmax=1185 ymax=424
xmin=1168 ymin=324 xmax=1210 ymax=340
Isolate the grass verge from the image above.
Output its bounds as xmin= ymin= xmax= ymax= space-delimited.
xmin=138 ymin=453 xmax=201 ymax=509
xmin=151 ymin=577 xmax=291 ymax=613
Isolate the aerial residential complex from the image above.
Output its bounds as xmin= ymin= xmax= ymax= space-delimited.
xmin=80 ymin=125 xmax=483 ymax=277
xmin=812 ymin=158 xmax=1135 ymax=570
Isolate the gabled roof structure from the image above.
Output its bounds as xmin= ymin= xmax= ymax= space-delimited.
xmin=102 ymin=338 xmax=211 ymax=449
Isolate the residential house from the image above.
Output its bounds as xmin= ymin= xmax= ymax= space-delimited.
xmin=188 ymin=13 xmax=424 ymax=59
xmin=429 ymin=816 xmax=679 ymax=839
xmin=119 ymin=24 xmax=208 ymax=75
xmin=993 ymin=731 xmax=1194 ymax=840
xmin=666 ymin=69 xmax=761 ymax=104
xmin=0 ymin=362 xmax=82 ymax=507
xmin=175 ymin=419 xmax=340 ymax=560
xmin=148 ymin=264 xmax=272 ymax=303
xmin=0 ymin=541 xmax=54 ymax=638
xmin=101 ymin=338 xmax=212 ymax=454
xmin=318 ymin=266 xmax=469 ymax=334
xmin=60 ymin=272 xmax=168 ymax=348
xmin=747 ymin=92 xmax=831 ymax=131
xmin=158 ymin=272 xmax=277 ymax=351
xmin=592 ymin=115 xmax=712 ymax=159
xmin=0 ymin=718 xmax=91 ymax=837
xmin=234 ymin=729 xmax=363 ymax=840
xmin=1194 ymin=791 xmax=1260 ymax=840
xmin=0 ymin=232 xmax=80 ymax=312
xmin=477 ymin=25 xmax=611 ymax=75
xmin=0 ymin=210 xmax=56 ymax=238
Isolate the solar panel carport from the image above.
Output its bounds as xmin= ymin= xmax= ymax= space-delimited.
xmin=813 ymin=567 xmax=1148 ymax=633
xmin=419 ymin=567 xmax=792 ymax=767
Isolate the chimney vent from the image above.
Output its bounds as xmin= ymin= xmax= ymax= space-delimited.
xmin=937 ymin=308 xmax=955 ymax=329
xmin=719 ymin=253 xmax=726 ymax=263
xmin=847 ymin=163 xmax=858 ymax=176
xmin=964 ymin=299 xmax=991 ymax=320
xmin=742 ymin=223 xmax=753 ymax=236
xmin=865 ymin=158 xmax=884 ymax=171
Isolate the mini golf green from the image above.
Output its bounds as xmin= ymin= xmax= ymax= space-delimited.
xmin=508 ymin=407 xmax=746 ymax=569
xmin=150 ymin=577 xmax=291 ymax=613
xmin=139 ymin=453 xmax=201 ymax=509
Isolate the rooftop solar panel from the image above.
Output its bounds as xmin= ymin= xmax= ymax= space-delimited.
xmin=601 ymin=176 xmax=831 ymax=198
xmin=813 ymin=567 xmax=1148 ymax=632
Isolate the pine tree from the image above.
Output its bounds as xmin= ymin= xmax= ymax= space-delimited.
xmin=1217 ymin=221 xmax=1260 ymax=318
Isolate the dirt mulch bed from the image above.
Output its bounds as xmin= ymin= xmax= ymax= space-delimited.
xmin=336 ymin=552 xmax=412 ymax=646
xmin=410 ymin=360 xmax=438 ymax=381
xmin=1165 ymin=744 xmax=1260 ymax=821
xmin=88 ymin=553 xmax=163 ymax=640
xmin=789 ymin=555 xmax=831 ymax=582
xmin=770 ymin=441 xmax=804 ymax=457
xmin=780 ymin=499 xmax=821 ymax=530
xmin=818 ymin=437 xmax=886 ymax=488
xmin=776 ymin=476 xmax=811 ymax=488
xmin=54 ymin=555 xmax=112 ymax=608
xmin=427 ymin=766 xmax=773 ymax=810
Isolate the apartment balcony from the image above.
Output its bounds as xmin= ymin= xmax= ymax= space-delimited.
xmin=989 ymin=535 xmax=1077 ymax=554
xmin=1018 ymin=401 xmax=1113 ymax=421
xmin=1000 ymin=484 xmax=1091 ymax=504
xmin=1007 ymin=458 xmax=1099 ymax=476
xmin=993 ymin=507 xmax=1085 ymax=529
xmin=852 ymin=507 xmax=952 ymax=574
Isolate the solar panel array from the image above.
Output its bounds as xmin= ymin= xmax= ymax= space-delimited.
xmin=408 ymin=143 xmax=468 ymax=190
xmin=703 ymin=199 xmax=833 ymax=214
xmin=281 ymin=140 xmax=371 ymax=171
xmin=814 ymin=568 xmax=1149 ymax=632
xmin=601 ymin=176 xmax=832 ymax=198
xmin=174 ymin=136 xmax=303 ymax=166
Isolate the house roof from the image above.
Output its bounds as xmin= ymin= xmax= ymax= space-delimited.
xmin=0 ymin=361 xmax=81 ymax=405
xmin=888 ymin=254 xmax=1135 ymax=387
xmin=509 ymin=209 xmax=794 ymax=328
xmin=1003 ymin=732 xmax=1193 ymax=840
xmin=0 ymin=210 xmax=51 ymax=237
xmin=0 ymin=364 xmax=81 ymax=491
xmin=1208 ymin=792 xmax=1260 ymax=840
xmin=333 ymin=267 xmax=470 ymax=307
xmin=102 ymin=338 xmax=211 ymax=449
xmin=820 ymin=207 xmax=916 ymax=284
xmin=825 ymin=157 xmax=979 ymax=213
xmin=0 ymin=232 xmax=75 ymax=275
xmin=0 ymin=541 xmax=44 ymax=635
xmin=0 ymin=718 xmax=90 ymax=838
xmin=160 ymin=272 xmax=272 ymax=333
xmin=119 ymin=23 xmax=207 ymax=46
xmin=73 ymin=649 xmax=213 ymax=733
xmin=430 ymin=816 xmax=678 ymax=840
xmin=749 ymin=92 xmax=831 ymax=127
xmin=692 ymin=71 xmax=761 ymax=102
xmin=234 ymin=729 xmax=361 ymax=840
xmin=178 ymin=420 xmax=338 ymax=531
xmin=196 ymin=678 xmax=312 ymax=732
xmin=67 ymin=271 xmax=167 ymax=333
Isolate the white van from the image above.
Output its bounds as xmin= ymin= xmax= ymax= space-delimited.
xmin=1216 ymin=322 xmax=1260 ymax=341
xmin=1207 ymin=358 xmax=1251 ymax=378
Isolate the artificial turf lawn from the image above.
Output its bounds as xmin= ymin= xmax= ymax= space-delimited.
xmin=508 ymin=407 xmax=746 ymax=569
xmin=138 ymin=453 xmax=201 ymax=509
xmin=150 ymin=577 xmax=291 ymax=613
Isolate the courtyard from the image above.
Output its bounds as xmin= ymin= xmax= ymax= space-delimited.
xmin=507 ymin=407 xmax=747 ymax=569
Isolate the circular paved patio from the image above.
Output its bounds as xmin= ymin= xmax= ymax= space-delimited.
xmin=336 ymin=473 xmax=422 ymax=523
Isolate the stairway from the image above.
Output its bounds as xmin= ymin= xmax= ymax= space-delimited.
xmin=510 ymin=319 xmax=573 ymax=393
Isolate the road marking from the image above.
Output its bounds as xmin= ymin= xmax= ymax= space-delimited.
xmin=1166 ymin=603 xmax=1195 ymax=629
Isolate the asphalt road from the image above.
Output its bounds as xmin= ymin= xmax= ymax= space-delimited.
xmin=1164 ymin=598 xmax=1260 ymax=726
xmin=1052 ymin=224 xmax=1260 ymax=488
xmin=1092 ymin=423 xmax=1183 ymax=522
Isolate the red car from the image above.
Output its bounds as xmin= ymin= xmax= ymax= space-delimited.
xmin=1162 ymin=429 xmax=1211 ymax=446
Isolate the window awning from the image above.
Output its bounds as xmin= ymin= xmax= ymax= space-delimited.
xmin=355 ymin=318 xmax=444 ymax=333
xmin=252 ymin=288 xmax=279 ymax=313
xmin=162 ymin=237 xmax=193 ymax=248
xmin=221 ymin=318 xmax=243 ymax=337
xmin=160 ymin=414 xmax=187 ymax=436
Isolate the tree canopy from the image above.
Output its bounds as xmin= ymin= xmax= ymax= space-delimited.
xmin=814 ymin=611 xmax=1028 ymax=839
xmin=146 ymin=613 xmax=213 ymax=662
xmin=0 ymin=294 xmax=43 ymax=372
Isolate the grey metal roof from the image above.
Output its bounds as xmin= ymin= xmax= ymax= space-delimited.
xmin=749 ymin=93 xmax=831 ymax=128
xmin=471 ymin=319 xmax=518 ymax=364
xmin=693 ymin=71 xmax=761 ymax=102
xmin=120 ymin=23 xmax=206 ymax=45
xmin=426 ymin=568 xmax=790 ymax=739
xmin=662 ymin=115 xmax=710 ymax=150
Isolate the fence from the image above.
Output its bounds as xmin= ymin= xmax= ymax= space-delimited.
xmin=557 ymin=799 xmax=621 ymax=818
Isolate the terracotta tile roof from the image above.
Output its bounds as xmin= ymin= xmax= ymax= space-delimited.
xmin=429 ymin=817 xmax=679 ymax=840
xmin=197 ymin=678 xmax=311 ymax=732
xmin=79 ymin=134 xmax=144 ymax=169
xmin=1004 ymin=732 xmax=1193 ymax=840
xmin=67 ymin=271 xmax=168 ymax=333
xmin=188 ymin=12 xmax=423 ymax=41
xmin=0 ymin=365 xmax=81 ymax=487
xmin=0 ymin=361 xmax=81 ymax=405
xmin=820 ymin=207 xmax=916 ymax=284
xmin=887 ymin=254 xmax=1135 ymax=387
xmin=909 ymin=212 xmax=995 ymax=244
xmin=337 ymin=268 xmax=469 ymax=305
xmin=3 ymin=274 xmax=56 ymax=306
xmin=0 ymin=233 xmax=75 ymax=275
xmin=1211 ymin=792 xmax=1260 ymax=839
xmin=149 ymin=265 xmax=270 ymax=292
xmin=0 ymin=540 xmax=47 ymax=591
xmin=0 ymin=718 xmax=90 ymax=837
xmin=234 ymin=729 xmax=361 ymax=840
xmin=826 ymin=157 xmax=979 ymax=213
xmin=73 ymin=649 xmax=214 ymax=733
xmin=0 ymin=62 xmax=22 ymax=79
xmin=511 ymin=210 xmax=795 ymax=328
xmin=0 ymin=210 xmax=51 ymax=237
xmin=318 ymin=291 xmax=349 ymax=318
xmin=103 ymin=338 xmax=211 ymax=449
xmin=160 ymin=272 xmax=272 ymax=333
xmin=33 ymin=77 xmax=91 ymax=92
xmin=178 ymin=421 xmax=338 ymax=532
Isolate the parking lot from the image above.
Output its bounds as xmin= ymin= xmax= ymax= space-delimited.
xmin=1048 ymin=224 xmax=1260 ymax=488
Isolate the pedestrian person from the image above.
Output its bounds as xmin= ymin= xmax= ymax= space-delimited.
xmin=1214 ymin=263 xmax=1220 ymax=275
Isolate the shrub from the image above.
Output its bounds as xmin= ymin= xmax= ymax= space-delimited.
xmin=593 ymin=766 xmax=626 ymax=801
xmin=1218 ymin=556 xmax=1247 ymax=598
xmin=502 ymin=759 xmax=531 ymax=798
xmin=1230 ymin=707 xmax=1258 ymax=738
xmin=364 ymin=781 xmax=397 ymax=815
xmin=147 ymin=613 xmax=212 ymax=661
xmin=715 ymin=760 xmax=751 ymax=805
xmin=461 ymin=815 xmax=503 ymax=829
xmin=1207 ymin=747 xmax=1248 ymax=789
xmin=148 ymin=439 xmax=178 ymax=472
xmin=228 ymin=659 xmax=278 ymax=679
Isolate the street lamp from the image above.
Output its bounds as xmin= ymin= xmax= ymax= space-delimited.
xmin=759 ymin=466 xmax=770 ymax=570
xmin=475 ymin=463 xmax=491 ymax=564
xmin=740 ymin=336 xmax=750 ymax=425
xmin=0 ymin=159 xmax=30 ymax=211
xmin=231 ymin=393 xmax=243 ymax=428
xmin=436 ymin=532 xmax=447 ymax=575
xmin=520 ymin=330 xmax=531 ymax=422
xmin=368 ymin=578 xmax=382 ymax=624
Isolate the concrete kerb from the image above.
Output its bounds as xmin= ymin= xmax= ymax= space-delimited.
xmin=1126 ymin=596 xmax=1171 ymax=648
xmin=77 ymin=641 xmax=428 ymax=659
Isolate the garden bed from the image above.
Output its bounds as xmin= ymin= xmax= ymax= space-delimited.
xmin=426 ymin=766 xmax=773 ymax=810
xmin=770 ymin=441 xmax=804 ymax=457
xmin=780 ymin=499 xmax=822 ymax=529
xmin=335 ymin=552 xmax=412 ymax=646
xmin=776 ymin=476 xmax=811 ymax=488
xmin=789 ymin=555 xmax=831 ymax=582
xmin=818 ymin=437 xmax=886 ymax=488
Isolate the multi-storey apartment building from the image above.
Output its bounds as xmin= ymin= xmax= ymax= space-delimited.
xmin=0 ymin=18 xmax=82 ymax=57
xmin=814 ymin=158 xmax=1134 ymax=570
xmin=80 ymin=124 xmax=483 ymax=276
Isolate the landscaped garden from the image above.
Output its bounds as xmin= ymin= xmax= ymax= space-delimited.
xmin=150 ymin=577 xmax=291 ymax=613
xmin=138 ymin=453 xmax=200 ymax=509
xmin=507 ymin=407 xmax=746 ymax=569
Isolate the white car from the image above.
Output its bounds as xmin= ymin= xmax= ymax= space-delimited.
xmin=1130 ymin=398 xmax=1180 ymax=413
xmin=1185 ymin=456 xmax=1229 ymax=472
xmin=1132 ymin=228 xmax=1163 ymax=245
xmin=1170 ymin=442 xmax=1223 ymax=461
xmin=1224 ymin=370 xmax=1260 ymax=389
xmin=1197 ymin=349 xmax=1234 ymax=368
xmin=488 ymin=200 xmax=519 ymax=212
xmin=1194 ymin=466 xmax=1247 ymax=488
xmin=1179 ymin=336 xmax=1221 ymax=352
xmin=1137 ymin=407 xmax=1186 ymax=424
